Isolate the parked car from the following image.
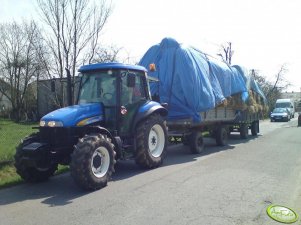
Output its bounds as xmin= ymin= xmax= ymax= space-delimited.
xmin=270 ymin=108 xmax=290 ymax=122
xmin=298 ymin=113 xmax=301 ymax=126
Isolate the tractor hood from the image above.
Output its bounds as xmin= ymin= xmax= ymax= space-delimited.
xmin=41 ymin=103 xmax=103 ymax=127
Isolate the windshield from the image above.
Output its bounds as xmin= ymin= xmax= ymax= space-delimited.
xmin=78 ymin=71 xmax=116 ymax=105
xmin=273 ymin=108 xmax=286 ymax=113
xmin=275 ymin=102 xmax=290 ymax=108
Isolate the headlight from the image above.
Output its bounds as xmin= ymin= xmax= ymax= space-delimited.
xmin=48 ymin=121 xmax=64 ymax=127
xmin=40 ymin=120 xmax=46 ymax=127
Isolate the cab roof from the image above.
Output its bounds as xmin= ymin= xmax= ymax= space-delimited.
xmin=78 ymin=62 xmax=147 ymax=73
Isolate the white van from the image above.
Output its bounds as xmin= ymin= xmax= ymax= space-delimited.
xmin=275 ymin=99 xmax=295 ymax=118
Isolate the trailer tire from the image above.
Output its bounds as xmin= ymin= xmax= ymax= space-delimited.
xmin=240 ymin=123 xmax=249 ymax=139
xmin=135 ymin=113 xmax=167 ymax=169
xmin=14 ymin=134 xmax=57 ymax=182
xmin=70 ymin=134 xmax=116 ymax=190
xmin=189 ymin=131 xmax=205 ymax=154
xmin=251 ymin=121 xmax=259 ymax=136
xmin=182 ymin=134 xmax=190 ymax=146
xmin=216 ymin=126 xmax=228 ymax=146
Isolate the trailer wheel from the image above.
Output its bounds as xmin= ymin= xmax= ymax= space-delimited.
xmin=70 ymin=134 xmax=116 ymax=190
xmin=240 ymin=123 xmax=249 ymax=139
xmin=251 ymin=121 xmax=259 ymax=136
xmin=189 ymin=131 xmax=205 ymax=154
xmin=135 ymin=113 xmax=167 ymax=169
xmin=182 ymin=134 xmax=190 ymax=146
xmin=14 ymin=134 xmax=57 ymax=182
xmin=215 ymin=126 xmax=228 ymax=146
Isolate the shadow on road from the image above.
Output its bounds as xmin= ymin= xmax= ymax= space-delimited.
xmin=0 ymin=173 xmax=86 ymax=207
xmin=111 ymin=132 xmax=257 ymax=181
xmin=0 ymin=132 xmax=258 ymax=207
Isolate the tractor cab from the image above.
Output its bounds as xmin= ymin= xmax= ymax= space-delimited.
xmin=78 ymin=64 xmax=150 ymax=137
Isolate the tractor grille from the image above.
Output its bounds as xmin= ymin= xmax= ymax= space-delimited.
xmin=39 ymin=127 xmax=80 ymax=148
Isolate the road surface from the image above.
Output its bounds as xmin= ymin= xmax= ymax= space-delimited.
xmin=1 ymin=118 xmax=301 ymax=225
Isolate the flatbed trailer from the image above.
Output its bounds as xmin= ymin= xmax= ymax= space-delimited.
xmin=167 ymin=106 xmax=262 ymax=153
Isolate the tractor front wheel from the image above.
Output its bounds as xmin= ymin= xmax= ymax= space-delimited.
xmin=70 ymin=134 xmax=116 ymax=190
xmin=135 ymin=114 xmax=167 ymax=169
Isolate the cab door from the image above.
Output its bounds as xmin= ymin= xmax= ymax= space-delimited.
xmin=119 ymin=71 xmax=147 ymax=136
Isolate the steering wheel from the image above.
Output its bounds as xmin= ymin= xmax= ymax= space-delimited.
xmin=103 ymin=93 xmax=113 ymax=100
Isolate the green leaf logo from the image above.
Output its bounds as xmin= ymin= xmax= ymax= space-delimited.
xmin=267 ymin=205 xmax=298 ymax=223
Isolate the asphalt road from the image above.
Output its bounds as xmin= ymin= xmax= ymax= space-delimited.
xmin=1 ymin=118 xmax=301 ymax=225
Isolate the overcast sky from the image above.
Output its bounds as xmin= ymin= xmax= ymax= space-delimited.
xmin=1 ymin=0 xmax=301 ymax=92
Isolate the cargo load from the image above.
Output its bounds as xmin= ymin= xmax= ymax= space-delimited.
xmin=139 ymin=37 xmax=266 ymax=123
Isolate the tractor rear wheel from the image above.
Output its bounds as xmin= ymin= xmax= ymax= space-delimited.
xmin=14 ymin=134 xmax=57 ymax=182
xmin=70 ymin=134 xmax=116 ymax=190
xmin=135 ymin=113 xmax=167 ymax=169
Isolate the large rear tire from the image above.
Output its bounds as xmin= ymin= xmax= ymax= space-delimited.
xmin=135 ymin=113 xmax=167 ymax=169
xmin=14 ymin=134 xmax=57 ymax=182
xmin=189 ymin=131 xmax=205 ymax=154
xmin=70 ymin=134 xmax=116 ymax=190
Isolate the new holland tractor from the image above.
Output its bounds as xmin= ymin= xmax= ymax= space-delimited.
xmin=14 ymin=63 xmax=168 ymax=190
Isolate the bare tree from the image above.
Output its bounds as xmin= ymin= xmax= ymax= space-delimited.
xmin=252 ymin=64 xmax=291 ymax=115
xmin=36 ymin=0 xmax=113 ymax=105
xmin=266 ymin=64 xmax=290 ymax=97
xmin=217 ymin=42 xmax=234 ymax=65
xmin=84 ymin=45 xmax=121 ymax=64
xmin=0 ymin=21 xmax=46 ymax=121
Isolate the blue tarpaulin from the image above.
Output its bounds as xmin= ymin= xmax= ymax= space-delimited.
xmin=139 ymin=37 xmax=265 ymax=122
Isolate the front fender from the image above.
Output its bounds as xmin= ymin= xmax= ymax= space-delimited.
xmin=132 ymin=101 xmax=168 ymax=132
xmin=86 ymin=126 xmax=112 ymax=138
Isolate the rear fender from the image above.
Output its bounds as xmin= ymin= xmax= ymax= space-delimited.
xmin=132 ymin=101 xmax=167 ymax=132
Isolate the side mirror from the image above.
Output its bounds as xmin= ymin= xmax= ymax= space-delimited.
xmin=127 ymin=73 xmax=136 ymax=88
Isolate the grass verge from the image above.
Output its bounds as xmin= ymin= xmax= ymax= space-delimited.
xmin=0 ymin=118 xmax=37 ymax=162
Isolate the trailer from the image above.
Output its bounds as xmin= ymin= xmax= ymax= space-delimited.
xmin=139 ymin=38 xmax=267 ymax=153
xmin=166 ymin=106 xmax=262 ymax=153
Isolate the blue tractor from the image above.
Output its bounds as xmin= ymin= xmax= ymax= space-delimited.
xmin=14 ymin=63 xmax=168 ymax=190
